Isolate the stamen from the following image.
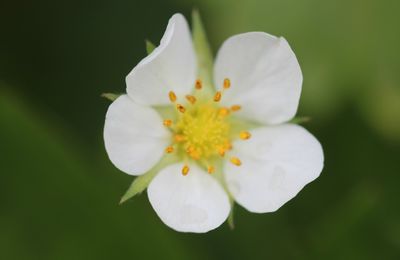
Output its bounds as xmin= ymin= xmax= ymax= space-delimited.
xmin=185 ymin=146 xmax=199 ymax=159
xmin=231 ymin=105 xmax=241 ymax=111
xmin=165 ymin=146 xmax=174 ymax=153
xmin=214 ymin=91 xmax=222 ymax=102
xmin=207 ymin=166 xmax=215 ymax=174
xmin=182 ymin=165 xmax=190 ymax=176
xmin=223 ymin=78 xmax=231 ymax=89
xmin=230 ymin=157 xmax=242 ymax=166
xmin=186 ymin=145 xmax=195 ymax=153
xmin=195 ymin=79 xmax=202 ymax=90
xmin=224 ymin=142 xmax=233 ymax=150
xmin=190 ymin=151 xmax=200 ymax=160
xmin=176 ymin=104 xmax=186 ymax=113
xmin=239 ymin=131 xmax=251 ymax=140
xmin=217 ymin=147 xmax=225 ymax=157
xmin=168 ymin=91 xmax=177 ymax=103
xmin=185 ymin=95 xmax=196 ymax=104
xmin=163 ymin=119 xmax=172 ymax=127
xmin=174 ymin=134 xmax=185 ymax=142
xmin=219 ymin=107 xmax=230 ymax=117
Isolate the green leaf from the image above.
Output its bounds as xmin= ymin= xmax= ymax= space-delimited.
xmin=145 ymin=40 xmax=156 ymax=54
xmin=101 ymin=93 xmax=121 ymax=101
xmin=119 ymin=155 xmax=179 ymax=204
xmin=289 ymin=116 xmax=311 ymax=124
xmin=192 ymin=9 xmax=214 ymax=92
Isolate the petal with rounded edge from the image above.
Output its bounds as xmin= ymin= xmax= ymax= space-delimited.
xmin=148 ymin=163 xmax=230 ymax=233
xmin=126 ymin=13 xmax=196 ymax=106
xmin=104 ymin=95 xmax=169 ymax=175
xmin=224 ymin=124 xmax=323 ymax=213
xmin=214 ymin=32 xmax=302 ymax=124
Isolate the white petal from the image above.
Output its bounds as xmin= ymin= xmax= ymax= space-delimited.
xmin=224 ymin=124 xmax=323 ymax=213
xmin=126 ymin=13 xmax=197 ymax=106
xmin=214 ymin=32 xmax=302 ymax=125
xmin=104 ymin=95 xmax=169 ymax=175
xmin=148 ymin=163 xmax=230 ymax=233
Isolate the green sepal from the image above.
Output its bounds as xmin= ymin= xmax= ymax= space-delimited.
xmin=192 ymin=9 xmax=214 ymax=94
xmin=119 ymin=154 xmax=180 ymax=204
xmin=101 ymin=93 xmax=121 ymax=101
xmin=227 ymin=198 xmax=235 ymax=230
xmin=145 ymin=40 xmax=156 ymax=55
xmin=289 ymin=116 xmax=311 ymax=124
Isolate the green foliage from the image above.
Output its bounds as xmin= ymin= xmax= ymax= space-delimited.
xmin=1 ymin=0 xmax=400 ymax=259
xmin=290 ymin=116 xmax=311 ymax=124
xmin=0 ymin=88 xmax=203 ymax=260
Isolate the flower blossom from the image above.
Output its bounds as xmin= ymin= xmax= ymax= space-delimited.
xmin=104 ymin=13 xmax=324 ymax=233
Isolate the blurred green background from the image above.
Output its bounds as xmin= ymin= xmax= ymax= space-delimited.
xmin=1 ymin=0 xmax=400 ymax=259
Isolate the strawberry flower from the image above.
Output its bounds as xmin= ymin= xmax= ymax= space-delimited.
xmin=104 ymin=13 xmax=324 ymax=233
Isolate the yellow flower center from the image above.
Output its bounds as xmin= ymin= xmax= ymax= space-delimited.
xmin=163 ymin=78 xmax=251 ymax=175
xmin=175 ymin=102 xmax=231 ymax=160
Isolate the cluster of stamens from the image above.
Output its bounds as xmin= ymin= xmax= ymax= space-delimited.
xmin=163 ymin=78 xmax=251 ymax=176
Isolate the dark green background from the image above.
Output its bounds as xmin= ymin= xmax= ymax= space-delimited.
xmin=1 ymin=0 xmax=399 ymax=259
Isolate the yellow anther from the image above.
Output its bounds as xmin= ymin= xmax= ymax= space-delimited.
xmin=169 ymin=91 xmax=177 ymax=102
xmin=186 ymin=146 xmax=200 ymax=159
xmin=207 ymin=166 xmax=215 ymax=174
xmin=163 ymin=119 xmax=172 ymax=127
xmin=214 ymin=91 xmax=222 ymax=102
xmin=176 ymin=104 xmax=186 ymax=113
xmin=185 ymin=95 xmax=196 ymax=104
xmin=231 ymin=105 xmax=241 ymax=111
xmin=189 ymin=151 xmax=200 ymax=160
xmin=186 ymin=145 xmax=195 ymax=153
xmin=165 ymin=146 xmax=174 ymax=153
xmin=219 ymin=107 xmax=230 ymax=117
xmin=223 ymin=78 xmax=231 ymax=89
xmin=217 ymin=147 xmax=225 ymax=157
xmin=174 ymin=134 xmax=185 ymax=142
xmin=224 ymin=142 xmax=233 ymax=150
xmin=239 ymin=131 xmax=251 ymax=140
xmin=230 ymin=157 xmax=242 ymax=166
xmin=185 ymin=145 xmax=200 ymax=159
xmin=182 ymin=165 xmax=190 ymax=176
xmin=195 ymin=79 xmax=202 ymax=90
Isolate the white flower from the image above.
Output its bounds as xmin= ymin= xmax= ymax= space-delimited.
xmin=104 ymin=13 xmax=324 ymax=233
